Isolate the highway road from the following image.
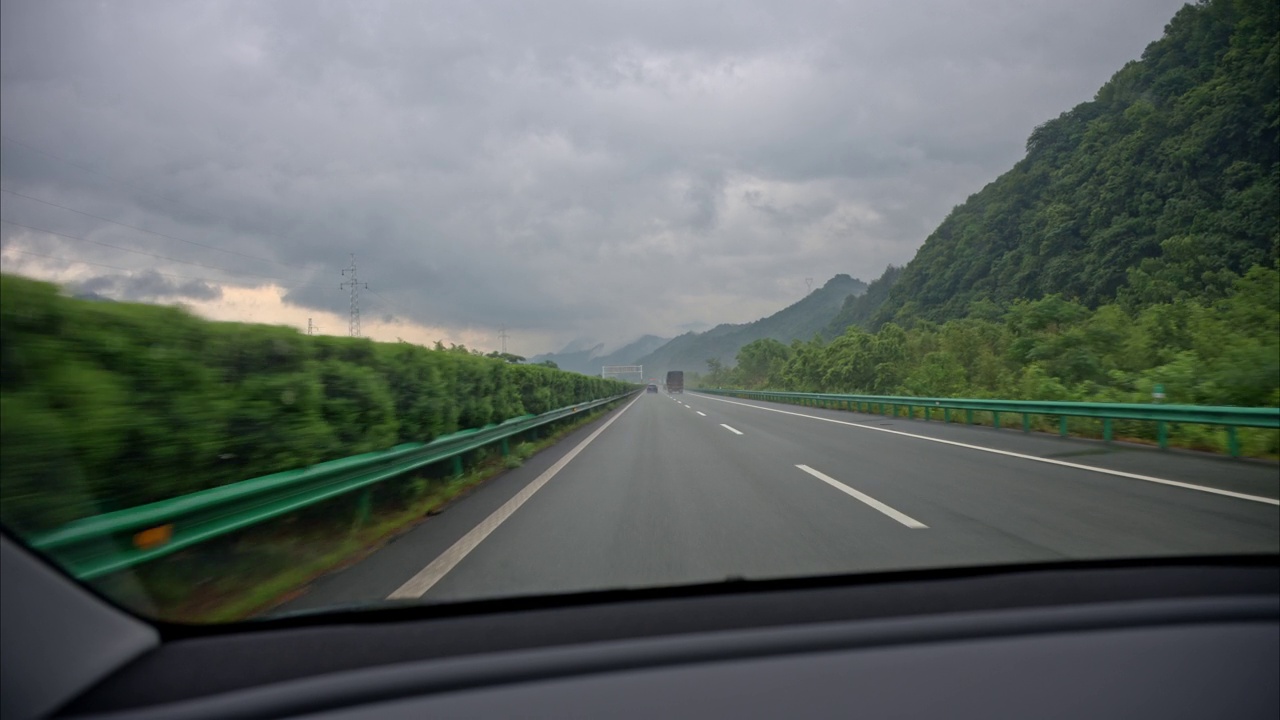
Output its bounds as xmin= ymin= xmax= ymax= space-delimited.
xmin=279 ymin=390 xmax=1280 ymax=613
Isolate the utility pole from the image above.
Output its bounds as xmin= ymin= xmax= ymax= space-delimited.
xmin=306 ymin=318 xmax=319 ymax=335
xmin=499 ymin=326 xmax=509 ymax=354
xmin=340 ymin=254 xmax=368 ymax=337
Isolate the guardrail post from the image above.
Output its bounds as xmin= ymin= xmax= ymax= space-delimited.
xmin=351 ymin=488 xmax=372 ymax=535
xmin=1157 ymin=421 xmax=1168 ymax=450
xmin=944 ymin=408 xmax=951 ymax=423
xmin=966 ymin=408 xmax=973 ymax=425
xmin=906 ymin=404 xmax=912 ymax=420
xmin=501 ymin=438 xmax=510 ymax=457
xmin=452 ymin=455 xmax=464 ymax=478
xmin=1022 ymin=413 xmax=1030 ymax=433
xmin=993 ymin=412 xmax=1001 ymax=430
xmin=1103 ymin=418 xmax=1113 ymax=443
xmin=1059 ymin=416 xmax=1069 ymax=437
xmin=1227 ymin=426 xmax=1240 ymax=458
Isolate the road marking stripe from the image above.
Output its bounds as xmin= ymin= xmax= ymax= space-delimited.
xmin=720 ymin=424 xmax=744 ymax=435
xmin=387 ymin=393 xmax=643 ymax=600
xmin=694 ymin=394 xmax=1279 ymax=506
xmin=796 ymin=465 xmax=928 ymax=528
xmin=697 ymin=411 xmax=707 ymax=416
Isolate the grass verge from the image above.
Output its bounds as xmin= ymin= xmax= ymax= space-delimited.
xmin=93 ymin=400 xmax=626 ymax=624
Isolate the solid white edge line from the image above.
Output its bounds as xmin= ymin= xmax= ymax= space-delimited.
xmin=796 ymin=464 xmax=928 ymax=528
xmin=696 ymin=411 xmax=707 ymax=416
xmin=692 ymin=394 xmax=1279 ymax=506
xmin=387 ymin=393 xmax=644 ymax=600
xmin=720 ymin=424 xmax=744 ymax=435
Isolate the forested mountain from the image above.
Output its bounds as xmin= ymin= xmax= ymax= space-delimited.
xmin=865 ymin=0 xmax=1277 ymax=330
xmin=634 ymin=274 xmax=867 ymax=377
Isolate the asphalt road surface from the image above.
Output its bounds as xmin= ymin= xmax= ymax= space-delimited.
xmin=278 ymin=390 xmax=1280 ymax=614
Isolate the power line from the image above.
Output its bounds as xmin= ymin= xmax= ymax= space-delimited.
xmin=0 ymin=218 xmax=300 ymax=284
xmin=2 ymin=247 xmax=232 ymax=284
xmin=1 ymin=240 xmax=330 ymax=294
xmin=366 ymin=288 xmax=414 ymax=321
xmin=0 ymin=134 xmax=312 ymax=270
xmin=0 ymin=188 xmax=307 ymax=272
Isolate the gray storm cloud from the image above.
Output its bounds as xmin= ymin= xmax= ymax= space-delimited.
xmin=0 ymin=0 xmax=1187 ymax=352
xmin=74 ymin=271 xmax=223 ymax=303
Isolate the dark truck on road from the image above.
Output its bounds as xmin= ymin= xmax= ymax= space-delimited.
xmin=666 ymin=370 xmax=684 ymax=394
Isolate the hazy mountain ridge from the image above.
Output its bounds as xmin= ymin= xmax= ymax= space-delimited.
xmin=528 ymin=334 xmax=671 ymax=375
xmin=634 ymin=274 xmax=867 ymax=377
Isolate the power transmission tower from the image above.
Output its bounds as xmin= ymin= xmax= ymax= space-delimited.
xmin=805 ymin=277 xmax=814 ymax=294
xmin=499 ymin=326 xmax=509 ymax=354
xmin=340 ymin=254 xmax=368 ymax=337
xmin=306 ymin=318 xmax=320 ymax=335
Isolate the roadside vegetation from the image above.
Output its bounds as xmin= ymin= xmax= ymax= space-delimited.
xmin=698 ymin=266 xmax=1279 ymax=456
xmin=0 ymin=273 xmax=631 ymax=534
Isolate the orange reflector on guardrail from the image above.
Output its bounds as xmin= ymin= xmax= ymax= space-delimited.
xmin=133 ymin=524 xmax=174 ymax=550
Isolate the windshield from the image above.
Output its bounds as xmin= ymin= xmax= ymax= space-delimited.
xmin=1 ymin=0 xmax=1276 ymax=624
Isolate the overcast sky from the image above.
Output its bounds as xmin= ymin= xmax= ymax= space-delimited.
xmin=0 ymin=0 xmax=1187 ymax=354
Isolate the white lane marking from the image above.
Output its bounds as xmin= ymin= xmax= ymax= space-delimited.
xmin=796 ymin=465 xmax=928 ymax=529
xmin=720 ymin=424 xmax=744 ymax=435
xmin=696 ymin=411 xmax=707 ymax=417
xmin=693 ymin=394 xmax=1279 ymax=506
xmin=387 ymin=393 xmax=643 ymax=600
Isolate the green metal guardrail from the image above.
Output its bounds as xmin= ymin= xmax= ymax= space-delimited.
xmin=30 ymin=391 xmax=638 ymax=580
xmin=696 ymin=388 xmax=1279 ymax=457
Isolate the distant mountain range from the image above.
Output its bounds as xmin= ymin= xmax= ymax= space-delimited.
xmin=533 ymin=273 xmax=866 ymax=377
xmin=632 ymin=274 xmax=867 ymax=378
xmin=527 ymin=334 xmax=671 ymax=376
xmin=822 ymin=265 xmax=902 ymax=337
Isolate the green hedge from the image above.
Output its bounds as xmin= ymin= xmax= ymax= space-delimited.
xmin=0 ymin=274 xmax=630 ymax=533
